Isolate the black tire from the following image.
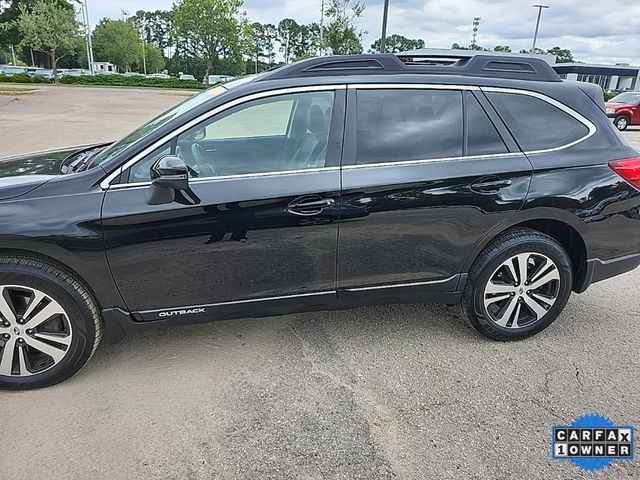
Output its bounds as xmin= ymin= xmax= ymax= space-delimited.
xmin=0 ymin=255 xmax=102 ymax=389
xmin=614 ymin=115 xmax=630 ymax=131
xmin=460 ymin=228 xmax=573 ymax=341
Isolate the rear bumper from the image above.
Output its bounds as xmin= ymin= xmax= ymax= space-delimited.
xmin=576 ymin=253 xmax=640 ymax=293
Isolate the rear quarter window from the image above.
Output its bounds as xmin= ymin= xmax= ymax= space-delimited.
xmin=486 ymin=92 xmax=590 ymax=151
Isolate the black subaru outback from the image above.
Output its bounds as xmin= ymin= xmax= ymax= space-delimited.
xmin=1 ymin=53 xmax=639 ymax=389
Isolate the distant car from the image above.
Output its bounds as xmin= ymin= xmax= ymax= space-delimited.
xmin=29 ymin=69 xmax=65 ymax=82
xmin=204 ymin=74 xmax=235 ymax=85
xmin=123 ymin=72 xmax=145 ymax=77
xmin=605 ymin=91 xmax=640 ymax=130
xmin=1 ymin=66 xmax=27 ymax=77
xmin=65 ymin=69 xmax=92 ymax=77
xmin=179 ymin=74 xmax=196 ymax=81
xmin=148 ymin=73 xmax=170 ymax=79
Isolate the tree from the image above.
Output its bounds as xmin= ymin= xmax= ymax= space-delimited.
xmin=135 ymin=44 xmax=164 ymax=73
xmin=370 ymin=34 xmax=424 ymax=54
xmin=324 ymin=0 xmax=365 ymax=55
xmin=547 ymin=46 xmax=574 ymax=63
xmin=15 ymin=0 xmax=80 ymax=80
xmin=172 ymin=0 xmax=244 ymax=77
xmin=92 ymin=19 xmax=142 ymax=72
xmin=277 ymin=18 xmax=300 ymax=63
xmin=493 ymin=45 xmax=511 ymax=53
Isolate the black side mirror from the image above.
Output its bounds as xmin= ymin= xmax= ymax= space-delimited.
xmin=145 ymin=156 xmax=189 ymax=205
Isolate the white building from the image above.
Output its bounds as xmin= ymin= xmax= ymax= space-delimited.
xmin=91 ymin=62 xmax=117 ymax=75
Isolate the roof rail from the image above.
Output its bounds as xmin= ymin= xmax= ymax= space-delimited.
xmin=256 ymin=53 xmax=561 ymax=83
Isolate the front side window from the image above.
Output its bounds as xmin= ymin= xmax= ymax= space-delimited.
xmin=486 ymin=92 xmax=590 ymax=151
xmin=355 ymin=89 xmax=463 ymax=164
xmin=124 ymin=90 xmax=335 ymax=183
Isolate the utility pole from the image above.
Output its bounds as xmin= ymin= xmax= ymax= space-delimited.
xmin=9 ymin=45 xmax=16 ymax=65
xmin=471 ymin=17 xmax=481 ymax=49
xmin=379 ymin=0 xmax=390 ymax=53
xmin=319 ymin=0 xmax=324 ymax=56
xmin=30 ymin=48 xmax=35 ymax=67
xmin=141 ymin=12 xmax=147 ymax=75
xmin=82 ymin=0 xmax=95 ymax=73
xmin=531 ymin=4 xmax=549 ymax=54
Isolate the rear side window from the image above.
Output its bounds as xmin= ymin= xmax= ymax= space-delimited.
xmin=486 ymin=92 xmax=590 ymax=151
xmin=355 ymin=89 xmax=463 ymax=164
xmin=466 ymin=93 xmax=508 ymax=156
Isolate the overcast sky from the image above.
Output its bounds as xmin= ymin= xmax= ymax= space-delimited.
xmin=86 ymin=0 xmax=640 ymax=65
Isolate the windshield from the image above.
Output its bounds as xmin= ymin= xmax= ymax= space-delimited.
xmin=609 ymin=92 xmax=640 ymax=104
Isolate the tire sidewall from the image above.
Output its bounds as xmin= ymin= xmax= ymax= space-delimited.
xmin=0 ymin=265 xmax=96 ymax=389
xmin=468 ymin=236 xmax=573 ymax=340
xmin=615 ymin=116 xmax=629 ymax=131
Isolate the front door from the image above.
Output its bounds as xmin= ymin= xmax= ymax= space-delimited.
xmin=337 ymin=86 xmax=532 ymax=302
xmin=101 ymin=88 xmax=345 ymax=321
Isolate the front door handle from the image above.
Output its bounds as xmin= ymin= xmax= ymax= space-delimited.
xmin=470 ymin=176 xmax=512 ymax=194
xmin=286 ymin=195 xmax=335 ymax=216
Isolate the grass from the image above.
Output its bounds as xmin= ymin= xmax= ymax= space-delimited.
xmin=0 ymin=85 xmax=39 ymax=95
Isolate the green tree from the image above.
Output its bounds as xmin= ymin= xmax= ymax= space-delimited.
xmin=135 ymin=44 xmax=164 ymax=73
xmin=92 ymin=19 xmax=142 ymax=72
xmin=172 ymin=0 xmax=244 ymax=77
xmin=324 ymin=0 xmax=365 ymax=55
xmin=277 ymin=18 xmax=300 ymax=63
xmin=493 ymin=45 xmax=511 ymax=53
xmin=370 ymin=34 xmax=424 ymax=53
xmin=547 ymin=46 xmax=574 ymax=63
xmin=15 ymin=0 xmax=80 ymax=80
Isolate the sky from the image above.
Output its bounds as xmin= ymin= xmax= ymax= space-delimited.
xmin=85 ymin=0 xmax=640 ymax=65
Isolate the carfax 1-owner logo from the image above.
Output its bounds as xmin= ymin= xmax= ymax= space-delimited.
xmin=552 ymin=414 xmax=635 ymax=471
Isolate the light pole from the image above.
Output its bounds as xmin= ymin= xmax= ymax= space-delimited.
xmin=379 ymin=0 xmax=390 ymax=53
xmin=81 ymin=0 xmax=95 ymax=73
xmin=531 ymin=4 xmax=549 ymax=54
xmin=319 ymin=0 xmax=324 ymax=56
xmin=141 ymin=12 xmax=147 ymax=75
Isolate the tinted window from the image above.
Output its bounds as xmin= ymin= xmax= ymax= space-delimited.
xmin=466 ymin=93 xmax=508 ymax=156
xmin=127 ymin=143 xmax=171 ymax=183
xmin=356 ymin=89 xmax=463 ymax=164
xmin=176 ymin=91 xmax=335 ymax=177
xmin=487 ymin=92 xmax=589 ymax=151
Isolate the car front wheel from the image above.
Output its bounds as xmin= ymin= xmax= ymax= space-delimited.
xmin=460 ymin=228 xmax=573 ymax=341
xmin=614 ymin=115 xmax=629 ymax=131
xmin=0 ymin=255 xmax=102 ymax=389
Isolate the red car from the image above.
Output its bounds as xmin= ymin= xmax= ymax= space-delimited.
xmin=606 ymin=91 xmax=640 ymax=131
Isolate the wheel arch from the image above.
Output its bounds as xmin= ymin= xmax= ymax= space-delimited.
xmin=461 ymin=215 xmax=588 ymax=293
xmin=0 ymin=240 xmax=124 ymax=309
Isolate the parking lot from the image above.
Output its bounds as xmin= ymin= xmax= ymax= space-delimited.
xmin=1 ymin=85 xmax=639 ymax=479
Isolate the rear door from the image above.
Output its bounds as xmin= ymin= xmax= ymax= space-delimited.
xmin=337 ymin=85 xmax=532 ymax=302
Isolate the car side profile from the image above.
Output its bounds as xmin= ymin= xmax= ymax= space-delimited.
xmin=606 ymin=91 xmax=640 ymax=130
xmin=1 ymin=53 xmax=640 ymax=389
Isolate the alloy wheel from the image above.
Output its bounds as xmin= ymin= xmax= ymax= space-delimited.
xmin=483 ymin=253 xmax=561 ymax=329
xmin=0 ymin=285 xmax=73 ymax=377
xmin=616 ymin=117 xmax=628 ymax=130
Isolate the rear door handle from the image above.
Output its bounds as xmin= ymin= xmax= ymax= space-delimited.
xmin=286 ymin=195 xmax=335 ymax=216
xmin=470 ymin=176 xmax=512 ymax=194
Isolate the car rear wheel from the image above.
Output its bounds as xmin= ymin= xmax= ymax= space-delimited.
xmin=460 ymin=228 xmax=573 ymax=341
xmin=0 ymin=255 xmax=102 ymax=389
xmin=614 ymin=115 xmax=629 ymax=131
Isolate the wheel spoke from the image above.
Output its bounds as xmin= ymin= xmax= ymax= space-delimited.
xmin=523 ymin=294 xmax=548 ymax=320
xmin=528 ymin=267 xmax=560 ymax=291
xmin=22 ymin=290 xmax=46 ymax=321
xmin=504 ymin=260 xmax=518 ymax=285
xmin=495 ymin=296 xmax=518 ymax=327
xmin=0 ymin=337 xmax=17 ymax=375
xmin=23 ymin=299 xmax=66 ymax=330
xmin=34 ymin=331 xmax=72 ymax=347
xmin=484 ymin=293 xmax=512 ymax=307
xmin=17 ymin=345 xmax=32 ymax=376
xmin=0 ymin=288 xmax=16 ymax=324
xmin=485 ymin=282 xmax=517 ymax=295
xmin=24 ymin=336 xmax=67 ymax=363
xmin=516 ymin=253 xmax=529 ymax=286
xmin=531 ymin=292 xmax=555 ymax=307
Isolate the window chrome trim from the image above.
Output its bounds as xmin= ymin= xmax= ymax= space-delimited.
xmin=342 ymin=152 xmax=525 ymax=171
xmin=100 ymin=84 xmax=346 ymax=190
xmin=137 ymin=290 xmax=336 ymax=314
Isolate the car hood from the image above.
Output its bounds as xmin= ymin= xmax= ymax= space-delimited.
xmin=0 ymin=144 xmax=107 ymax=200
xmin=606 ymin=102 xmax=633 ymax=108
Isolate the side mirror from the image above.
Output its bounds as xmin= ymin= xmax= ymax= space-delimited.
xmin=151 ymin=155 xmax=189 ymax=190
xmin=145 ymin=156 xmax=189 ymax=206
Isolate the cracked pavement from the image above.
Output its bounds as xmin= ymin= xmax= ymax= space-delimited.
xmin=1 ymin=88 xmax=639 ymax=479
